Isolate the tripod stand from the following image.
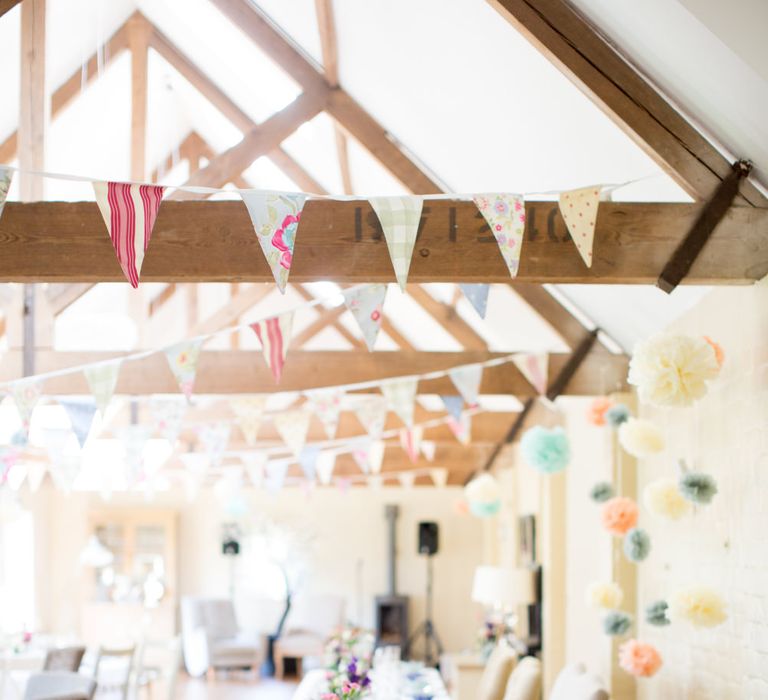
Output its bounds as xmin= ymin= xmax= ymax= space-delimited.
xmin=404 ymin=553 xmax=443 ymax=667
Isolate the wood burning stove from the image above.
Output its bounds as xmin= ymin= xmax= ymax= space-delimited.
xmin=374 ymin=505 xmax=409 ymax=657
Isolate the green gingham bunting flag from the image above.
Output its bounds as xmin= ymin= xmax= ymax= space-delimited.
xmin=369 ymin=196 xmax=424 ymax=291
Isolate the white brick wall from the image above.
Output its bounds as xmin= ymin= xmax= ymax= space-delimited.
xmin=637 ymin=284 xmax=768 ymax=699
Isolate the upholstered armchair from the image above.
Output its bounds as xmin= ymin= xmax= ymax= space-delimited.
xmin=550 ymin=662 xmax=609 ymax=700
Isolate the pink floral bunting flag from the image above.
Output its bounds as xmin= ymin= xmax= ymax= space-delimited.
xmin=512 ymin=352 xmax=549 ymax=395
xmin=448 ymin=363 xmax=483 ymax=406
xmin=354 ymin=396 xmax=388 ymax=439
xmin=92 ymin=181 xmax=165 ymax=287
xmin=352 ymin=439 xmax=386 ymax=475
xmin=473 ymin=194 xmax=526 ymax=277
xmin=84 ymin=359 xmax=122 ymax=415
xmin=558 ymin=186 xmax=602 ymax=267
xmin=305 ymin=388 xmax=344 ymax=439
xmin=239 ymin=192 xmax=306 ymax=293
xmin=399 ymin=426 xmax=423 ymax=464
xmin=251 ymin=311 xmax=294 ymax=384
xmin=343 ymin=284 xmax=387 ymax=351
xmin=12 ymin=379 xmax=43 ymax=437
xmin=198 ymin=422 xmax=231 ymax=469
xmin=164 ymin=339 xmax=204 ymax=400
xmin=0 ymin=166 xmax=12 ymax=222
xmin=274 ymin=410 xmax=311 ymax=459
xmin=381 ymin=378 xmax=418 ymax=427
xmin=119 ymin=425 xmax=151 ymax=484
xmin=150 ymin=397 xmax=188 ymax=443
xmin=369 ymin=197 xmax=424 ymax=291
xmin=231 ymin=396 xmax=267 ymax=445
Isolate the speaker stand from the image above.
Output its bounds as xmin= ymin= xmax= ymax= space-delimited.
xmin=404 ymin=554 xmax=443 ymax=667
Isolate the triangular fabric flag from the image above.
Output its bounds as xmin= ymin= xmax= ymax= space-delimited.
xmin=84 ymin=360 xmax=122 ymax=415
xmin=198 ymin=422 xmax=231 ymax=469
xmin=59 ymin=398 xmax=98 ymax=448
xmin=368 ymin=474 xmax=383 ymax=490
xmin=0 ymin=166 xmax=13 ymax=222
xmin=251 ymin=312 xmax=294 ymax=384
xmin=448 ymin=364 xmax=483 ymax=406
xmin=369 ymin=196 xmax=424 ymax=291
xmin=512 ymin=353 xmax=549 ymax=395
xmin=149 ymin=397 xmax=188 ymax=443
xmin=164 ymin=339 xmax=204 ymax=400
xmin=231 ymin=396 xmax=267 ymax=445
xmin=273 ymin=410 xmax=311 ymax=459
xmin=119 ymin=425 xmax=151 ymax=484
xmin=0 ymin=447 xmax=19 ymax=485
xmin=92 ymin=181 xmax=165 ymax=287
xmin=398 ymin=471 xmax=416 ymax=489
xmin=459 ymin=284 xmax=490 ymax=319
xmin=239 ymin=191 xmax=306 ymax=293
xmin=49 ymin=455 xmax=82 ymax=493
xmin=354 ymin=396 xmax=388 ymax=439
xmin=399 ymin=426 xmax=423 ymax=464
xmin=440 ymin=395 xmax=464 ymax=421
xmin=381 ymin=378 xmax=418 ymax=427
xmin=448 ymin=413 xmax=472 ymax=446
xmin=26 ymin=462 xmax=47 ymax=493
xmin=182 ymin=471 xmax=204 ymax=503
xmin=473 ymin=194 xmax=526 ymax=277
xmin=343 ymin=284 xmax=387 ymax=351
xmin=241 ymin=453 xmax=266 ymax=488
xmin=559 ymin=186 xmax=601 ymax=267
xmin=179 ymin=452 xmax=210 ymax=476
xmin=351 ymin=439 xmax=386 ymax=475
xmin=421 ymin=440 xmax=437 ymax=462
xmin=299 ymin=445 xmax=321 ymax=482
xmin=316 ymin=452 xmax=336 ymax=485
xmin=337 ymin=477 xmax=352 ymax=494
xmin=265 ymin=460 xmax=289 ymax=494
xmin=430 ymin=467 xmax=448 ymax=488
xmin=12 ymin=379 xmax=42 ymax=436
xmin=305 ymin=388 xmax=343 ymax=439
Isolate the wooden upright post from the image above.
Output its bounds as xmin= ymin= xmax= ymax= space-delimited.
xmin=128 ymin=14 xmax=151 ymax=182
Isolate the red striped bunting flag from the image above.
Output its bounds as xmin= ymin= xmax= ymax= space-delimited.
xmin=251 ymin=311 xmax=294 ymax=384
xmin=93 ymin=181 xmax=165 ymax=287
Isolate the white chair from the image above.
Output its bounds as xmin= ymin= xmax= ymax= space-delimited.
xmin=180 ymin=597 xmax=264 ymax=677
xmin=93 ymin=645 xmax=135 ymax=700
xmin=24 ymin=671 xmax=97 ymax=700
xmin=550 ymin=662 xmax=609 ymax=700
xmin=476 ymin=641 xmax=517 ymax=700
xmin=502 ymin=656 xmax=542 ymax=700
xmin=133 ymin=636 xmax=182 ymax=700
xmin=273 ymin=594 xmax=345 ymax=679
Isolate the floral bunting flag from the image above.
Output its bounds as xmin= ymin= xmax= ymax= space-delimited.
xmin=354 ymin=396 xmax=388 ymax=439
xmin=0 ymin=166 xmax=12 ymax=221
xmin=120 ymin=425 xmax=151 ymax=484
xmin=299 ymin=445 xmax=321 ymax=482
xmin=305 ymin=388 xmax=343 ymax=439
xmin=352 ymin=439 xmax=386 ymax=475
xmin=92 ymin=181 xmax=165 ymax=287
xmin=512 ymin=353 xmax=549 ymax=395
xmin=84 ymin=360 xmax=122 ymax=415
xmin=274 ymin=410 xmax=311 ymax=459
xmin=559 ymin=186 xmax=601 ymax=267
xmin=241 ymin=453 xmax=266 ymax=488
xmin=239 ymin=191 xmax=306 ymax=293
xmin=448 ymin=413 xmax=472 ymax=446
xmin=399 ymin=426 xmax=423 ymax=464
xmin=49 ymin=455 xmax=82 ymax=493
xmin=369 ymin=196 xmax=424 ymax=291
xmin=343 ymin=284 xmax=387 ymax=351
xmin=430 ymin=467 xmax=448 ymax=488
xmin=459 ymin=284 xmax=490 ymax=319
xmin=381 ymin=378 xmax=418 ymax=427
xmin=13 ymin=379 xmax=43 ymax=437
xmin=59 ymin=398 xmax=98 ymax=448
xmin=198 ymin=422 xmax=231 ymax=469
xmin=473 ymin=194 xmax=526 ymax=277
xmin=149 ymin=397 xmax=188 ymax=443
xmin=251 ymin=311 xmax=294 ymax=384
xmin=316 ymin=452 xmax=336 ymax=486
xmin=265 ymin=460 xmax=289 ymax=494
xmin=231 ymin=396 xmax=267 ymax=445
xmin=448 ymin=364 xmax=483 ymax=406
xmin=398 ymin=471 xmax=416 ymax=489
xmin=421 ymin=440 xmax=437 ymax=462
xmin=164 ymin=339 xmax=204 ymax=400
xmin=440 ymin=395 xmax=464 ymax=421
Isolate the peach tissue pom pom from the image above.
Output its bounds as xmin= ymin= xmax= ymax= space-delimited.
xmin=643 ymin=477 xmax=692 ymax=520
xmin=669 ymin=586 xmax=728 ymax=628
xmin=586 ymin=580 xmax=624 ymax=609
xmin=618 ymin=418 xmax=665 ymax=458
xmin=619 ymin=639 xmax=663 ymax=678
xmin=601 ymin=496 xmax=639 ymax=536
xmin=587 ymin=397 xmax=614 ymax=426
xmin=628 ymin=333 xmax=720 ymax=407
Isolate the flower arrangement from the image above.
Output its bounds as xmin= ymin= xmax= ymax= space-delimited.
xmin=323 ymin=627 xmax=374 ymax=698
xmin=476 ymin=616 xmax=515 ymax=659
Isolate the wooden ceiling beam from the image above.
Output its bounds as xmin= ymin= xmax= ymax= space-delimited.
xmin=0 ymin=349 xmax=627 ymax=395
xmin=0 ymin=0 xmax=22 ymax=18
xmin=293 ymin=285 xmax=365 ymax=348
xmin=488 ymin=0 xmax=768 ymax=206
xmin=127 ymin=14 xmax=151 ymax=181
xmin=46 ymin=283 xmax=94 ymax=316
xmin=1 ymin=200 xmax=764 ymax=284
xmin=409 ymin=285 xmax=487 ymax=349
xmin=188 ymin=283 xmax=272 ymax=336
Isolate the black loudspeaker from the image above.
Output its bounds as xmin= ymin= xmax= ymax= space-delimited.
xmin=222 ymin=538 xmax=240 ymax=556
xmin=418 ymin=521 xmax=439 ymax=555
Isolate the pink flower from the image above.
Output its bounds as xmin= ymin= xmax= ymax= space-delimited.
xmin=272 ymin=212 xmax=300 ymax=271
xmin=514 ymin=200 xmax=523 ymax=211
xmin=619 ymin=639 xmax=662 ymax=677
xmin=370 ymin=309 xmax=381 ymax=322
xmin=601 ymin=497 xmax=639 ymax=536
xmin=321 ymin=694 xmax=340 ymax=700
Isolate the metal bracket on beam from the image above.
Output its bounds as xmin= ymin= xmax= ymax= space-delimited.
xmin=657 ymin=159 xmax=753 ymax=294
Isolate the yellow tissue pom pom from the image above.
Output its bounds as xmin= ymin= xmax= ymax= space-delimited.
xmin=643 ymin=478 xmax=692 ymax=520
xmin=619 ymin=418 xmax=665 ymax=458
xmin=586 ymin=581 xmax=624 ymax=610
xmin=669 ymin=586 xmax=727 ymax=627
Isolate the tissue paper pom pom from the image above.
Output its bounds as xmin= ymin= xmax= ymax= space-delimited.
xmin=643 ymin=478 xmax=692 ymax=520
xmin=623 ymin=528 xmax=651 ymax=562
xmin=619 ymin=639 xmax=662 ymax=678
xmin=470 ymin=500 xmax=501 ymax=517
xmin=601 ymin=497 xmax=639 ymax=536
xmin=679 ymin=472 xmax=719 ymax=505
xmin=590 ymin=481 xmax=614 ymax=503
xmin=645 ymin=600 xmax=671 ymax=627
xmin=669 ymin=586 xmax=727 ymax=627
xmin=587 ymin=397 xmax=614 ymax=426
xmin=520 ymin=426 xmax=570 ymax=474
xmin=703 ymin=336 xmax=725 ymax=368
xmin=605 ymin=404 xmax=630 ymax=427
xmin=464 ymin=473 xmax=501 ymax=517
xmin=603 ymin=611 xmax=632 ymax=636
xmin=628 ymin=333 xmax=720 ymax=407
xmin=586 ymin=581 xmax=623 ymax=609
xmin=619 ymin=418 xmax=665 ymax=458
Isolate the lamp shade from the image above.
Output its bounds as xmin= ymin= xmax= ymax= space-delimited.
xmin=79 ymin=535 xmax=114 ymax=568
xmin=472 ymin=565 xmax=536 ymax=606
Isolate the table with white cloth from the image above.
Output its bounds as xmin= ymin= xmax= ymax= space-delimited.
xmin=0 ymin=649 xmax=46 ymax=699
xmin=294 ymin=666 xmax=450 ymax=700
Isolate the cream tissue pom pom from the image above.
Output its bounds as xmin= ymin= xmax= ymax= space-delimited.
xmin=669 ymin=586 xmax=727 ymax=627
xmin=586 ymin=581 xmax=624 ymax=609
xmin=643 ymin=477 xmax=692 ymax=520
xmin=628 ymin=333 xmax=720 ymax=407
xmin=619 ymin=418 xmax=665 ymax=458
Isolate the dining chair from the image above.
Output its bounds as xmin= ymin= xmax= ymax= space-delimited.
xmin=43 ymin=646 xmax=87 ymax=673
xmin=24 ymin=671 xmax=96 ymax=700
xmin=134 ymin=636 xmax=182 ymax=700
xmin=476 ymin=641 xmax=517 ymax=700
xmin=93 ymin=645 xmax=135 ymax=700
